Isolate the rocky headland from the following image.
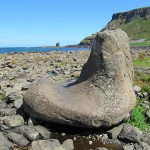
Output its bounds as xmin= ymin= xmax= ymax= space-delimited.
xmin=80 ymin=6 xmax=150 ymax=46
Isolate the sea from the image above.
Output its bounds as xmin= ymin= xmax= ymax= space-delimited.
xmin=0 ymin=47 xmax=90 ymax=54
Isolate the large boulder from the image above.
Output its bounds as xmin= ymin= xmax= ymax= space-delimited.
xmin=23 ymin=29 xmax=136 ymax=128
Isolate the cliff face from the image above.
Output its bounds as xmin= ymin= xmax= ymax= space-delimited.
xmin=80 ymin=7 xmax=150 ymax=46
xmin=104 ymin=7 xmax=150 ymax=30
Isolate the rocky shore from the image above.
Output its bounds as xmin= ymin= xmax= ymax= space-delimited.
xmin=0 ymin=47 xmax=150 ymax=150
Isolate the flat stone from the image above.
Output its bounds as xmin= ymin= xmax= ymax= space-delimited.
xmin=7 ymin=132 xmax=29 ymax=147
xmin=3 ymin=115 xmax=24 ymax=127
xmin=123 ymin=145 xmax=134 ymax=150
xmin=24 ymin=29 xmax=136 ymax=128
xmin=30 ymin=139 xmax=65 ymax=150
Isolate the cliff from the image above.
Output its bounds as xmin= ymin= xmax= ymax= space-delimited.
xmin=80 ymin=6 xmax=150 ymax=46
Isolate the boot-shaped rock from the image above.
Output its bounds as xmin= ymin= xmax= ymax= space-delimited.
xmin=23 ymin=29 xmax=136 ymax=128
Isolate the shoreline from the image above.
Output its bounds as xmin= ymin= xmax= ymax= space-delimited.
xmin=0 ymin=46 xmax=149 ymax=55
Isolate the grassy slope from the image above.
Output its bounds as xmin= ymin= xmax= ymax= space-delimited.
xmin=129 ymin=54 xmax=150 ymax=133
xmin=80 ymin=18 xmax=150 ymax=46
xmin=121 ymin=18 xmax=150 ymax=40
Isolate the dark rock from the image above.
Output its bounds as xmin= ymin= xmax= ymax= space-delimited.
xmin=118 ymin=124 xmax=142 ymax=143
xmin=24 ymin=29 xmax=136 ymax=128
xmin=146 ymin=110 xmax=150 ymax=122
xmin=107 ymin=124 xmax=123 ymax=139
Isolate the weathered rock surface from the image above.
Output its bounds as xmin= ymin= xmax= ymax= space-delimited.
xmin=0 ymin=132 xmax=12 ymax=150
xmin=118 ymin=124 xmax=143 ymax=143
xmin=24 ymin=29 xmax=136 ymax=128
xmin=7 ymin=132 xmax=29 ymax=147
xmin=3 ymin=115 xmax=24 ymax=128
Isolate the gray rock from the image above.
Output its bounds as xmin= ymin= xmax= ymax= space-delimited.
xmin=35 ymin=125 xmax=51 ymax=139
xmin=133 ymin=85 xmax=141 ymax=93
xmin=101 ymin=134 xmax=108 ymax=141
xmin=7 ymin=132 xmax=29 ymax=147
xmin=13 ymin=125 xmax=50 ymax=141
xmin=30 ymin=139 xmax=65 ymax=150
xmin=123 ymin=145 xmax=134 ymax=150
xmin=22 ymin=83 xmax=31 ymax=91
xmin=143 ymin=92 xmax=148 ymax=97
xmin=24 ymin=29 xmax=136 ymax=128
xmin=0 ymin=132 xmax=12 ymax=150
xmin=3 ymin=115 xmax=24 ymax=127
xmin=13 ymin=99 xmax=23 ymax=109
xmin=0 ymin=101 xmax=6 ymax=108
xmin=8 ymin=92 xmax=23 ymax=102
xmin=142 ymin=134 xmax=150 ymax=146
xmin=139 ymin=142 xmax=150 ymax=150
xmin=107 ymin=124 xmax=123 ymax=139
xmin=0 ymin=108 xmax=16 ymax=116
xmin=14 ymin=125 xmax=40 ymax=141
xmin=118 ymin=124 xmax=142 ymax=143
xmin=62 ymin=139 xmax=74 ymax=150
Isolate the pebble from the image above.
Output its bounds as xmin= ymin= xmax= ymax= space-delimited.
xmin=89 ymin=140 xmax=93 ymax=145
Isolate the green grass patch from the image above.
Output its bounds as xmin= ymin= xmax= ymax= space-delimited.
xmin=127 ymin=100 xmax=150 ymax=133
xmin=133 ymin=56 xmax=150 ymax=67
xmin=0 ymin=93 xmax=6 ymax=101
xmin=121 ymin=18 xmax=150 ymax=40
xmin=130 ymin=41 xmax=150 ymax=46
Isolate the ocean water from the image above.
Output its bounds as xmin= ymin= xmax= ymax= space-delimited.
xmin=0 ymin=47 xmax=90 ymax=54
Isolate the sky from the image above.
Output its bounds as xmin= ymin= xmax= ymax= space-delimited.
xmin=0 ymin=0 xmax=149 ymax=47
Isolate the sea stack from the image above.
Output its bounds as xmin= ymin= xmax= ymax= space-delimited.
xmin=23 ymin=29 xmax=136 ymax=128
